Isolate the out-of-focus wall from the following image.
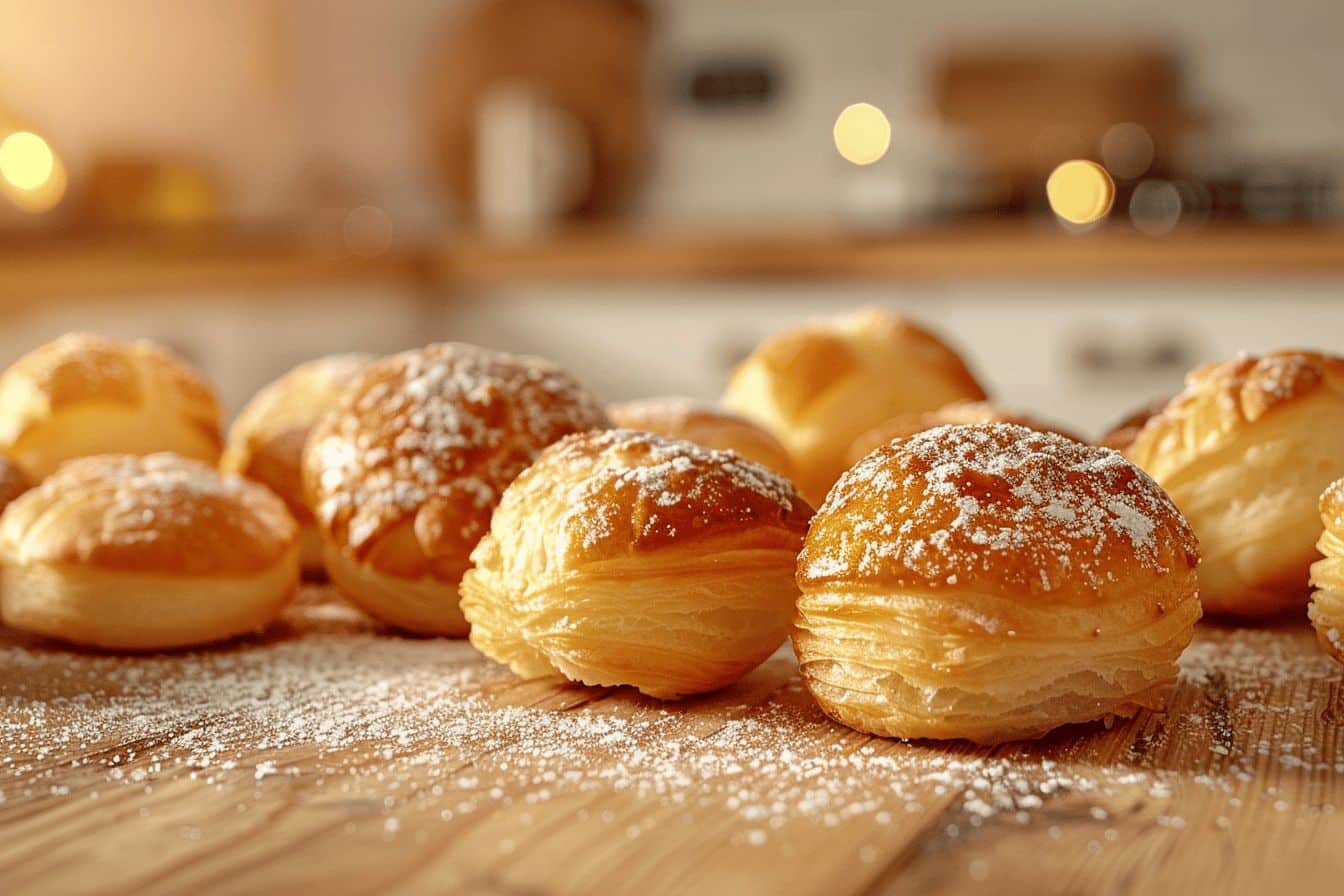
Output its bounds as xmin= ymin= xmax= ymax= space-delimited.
xmin=1 ymin=0 xmax=1341 ymax=223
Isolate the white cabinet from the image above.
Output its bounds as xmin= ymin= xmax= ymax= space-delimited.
xmin=443 ymin=279 xmax=1344 ymax=438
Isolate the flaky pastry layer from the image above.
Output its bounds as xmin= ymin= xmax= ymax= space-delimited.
xmin=1309 ymin=529 xmax=1344 ymax=664
xmin=793 ymin=582 xmax=1199 ymax=744
xmin=1131 ymin=392 xmax=1344 ymax=617
xmin=462 ymin=546 xmax=799 ymax=698
xmin=0 ymin=547 xmax=298 ymax=650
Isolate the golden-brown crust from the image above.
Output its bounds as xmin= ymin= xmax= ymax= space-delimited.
xmin=607 ymin=397 xmax=793 ymax=477
xmin=846 ymin=401 xmax=1081 ymax=467
xmin=0 ymin=333 xmax=223 ymax=477
xmin=721 ymin=308 xmax=987 ymax=505
xmin=488 ymin=428 xmax=811 ymax=567
xmin=222 ymin=354 xmax=372 ymax=520
xmin=0 ymin=453 xmax=297 ymax=576
xmin=1127 ymin=350 xmax=1344 ymax=618
xmin=1310 ymin=478 xmax=1344 ymax=664
xmin=304 ymin=343 xmax=609 ymax=584
xmin=794 ymin=423 xmax=1200 ymax=744
xmin=0 ymin=456 xmax=28 ymax=512
xmin=800 ymin=423 xmax=1199 ymax=605
xmin=461 ymin=429 xmax=812 ymax=698
xmin=1096 ymin=396 xmax=1172 ymax=451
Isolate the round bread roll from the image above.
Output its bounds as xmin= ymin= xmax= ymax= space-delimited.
xmin=1308 ymin=479 xmax=1344 ymax=664
xmin=845 ymin=400 xmax=1080 ymax=467
xmin=0 ymin=333 xmax=223 ymax=480
xmin=721 ymin=308 xmax=986 ymax=505
xmin=796 ymin=423 xmax=1201 ymax=745
xmin=607 ymin=397 xmax=793 ymax=477
xmin=1096 ymin=396 xmax=1171 ymax=452
xmin=0 ymin=455 xmax=28 ymax=514
xmin=304 ymin=342 xmax=609 ymax=636
xmin=460 ymin=429 xmax=813 ymax=698
xmin=1126 ymin=351 xmax=1344 ymax=619
xmin=0 ymin=453 xmax=299 ymax=650
xmin=221 ymin=353 xmax=372 ymax=575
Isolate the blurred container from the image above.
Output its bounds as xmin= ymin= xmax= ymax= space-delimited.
xmin=78 ymin=156 xmax=221 ymax=231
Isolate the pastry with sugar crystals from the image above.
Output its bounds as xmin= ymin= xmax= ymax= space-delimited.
xmin=845 ymin=400 xmax=1080 ymax=468
xmin=460 ymin=429 xmax=813 ymax=698
xmin=0 ymin=453 xmax=299 ymax=650
xmin=304 ymin=342 xmax=609 ymax=636
xmin=795 ymin=423 xmax=1200 ymax=744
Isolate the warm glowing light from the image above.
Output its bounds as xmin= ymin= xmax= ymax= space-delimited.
xmin=833 ymin=103 xmax=891 ymax=166
xmin=1046 ymin=159 xmax=1115 ymax=225
xmin=0 ymin=131 xmax=55 ymax=191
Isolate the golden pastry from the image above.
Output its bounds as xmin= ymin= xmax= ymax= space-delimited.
xmin=1308 ymin=478 xmax=1344 ymax=664
xmin=607 ymin=396 xmax=793 ymax=477
xmin=1126 ymin=351 xmax=1344 ymax=618
xmin=0 ymin=454 xmax=299 ymax=650
xmin=461 ymin=429 xmax=813 ymax=698
xmin=304 ymin=342 xmax=609 ymax=636
xmin=221 ymin=353 xmax=372 ymax=576
xmin=845 ymin=400 xmax=1080 ymax=467
xmin=1096 ymin=396 xmax=1171 ymax=451
xmin=0 ymin=333 xmax=223 ymax=479
xmin=721 ymin=308 xmax=986 ymax=505
xmin=795 ymin=423 xmax=1200 ymax=745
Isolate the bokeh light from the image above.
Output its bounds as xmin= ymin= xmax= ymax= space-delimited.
xmin=1046 ymin=159 xmax=1115 ymax=225
xmin=0 ymin=131 xmax=55 ymax=191
xmin=1129 ymin=179 xmax=1183 ymax=235
xmin=833 ymin=103 xmax=891 ymax=166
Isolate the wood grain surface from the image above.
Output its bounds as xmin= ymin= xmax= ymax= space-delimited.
xmin=1 ymin=588 xmax=1341 ymax=896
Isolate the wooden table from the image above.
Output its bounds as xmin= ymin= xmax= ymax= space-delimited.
xmin=1 ymin=588 xmax=1341 ymax=895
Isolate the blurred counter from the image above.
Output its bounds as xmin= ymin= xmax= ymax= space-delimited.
xmin=437 ymin=222 xmax=1344 ymax=285
xmin=4 ymin=223 xmax=1344 ymax=307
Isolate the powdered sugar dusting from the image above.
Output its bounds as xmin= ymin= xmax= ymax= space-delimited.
xmin=802 ymin=423 xmax=1195 ymax=591
xmin=309 ymin=343 xmax=608 ymax=552
xmin=500 ymin=429 xmax=805 ymax=554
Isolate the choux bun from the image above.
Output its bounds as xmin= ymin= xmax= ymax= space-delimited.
xmin=607 ymin=396 xmax=793 ymax=477
xmin=1126 ymin=350 xmax=1344 ymax=618
xmin=1309 ymin=478 xmax=1344 ymax=664
xmin=221 ymin=353 xmax=372 ymax=575
xmin=461 ymin=429 xmax=813 ymax=698
xmin=845 ymin=400 xmax=1080 ymax=468
xmin=795 ymin=423 xmax=1200 ymax=744
xmin=0 ymin=333 xmax=223 ymax=480
xmin=722 ymin=308 xmax=986 ymax=505
xmin=304 ymin=342 xmax=609 ymax=636
xmin=0 ymin=453 xmax=299 ymax=650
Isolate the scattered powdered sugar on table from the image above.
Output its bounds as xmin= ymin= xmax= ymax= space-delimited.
xmin=2 ymin=591 xmax=1337 ymax=859
xmin=801 ymin=423 xmax=1194 ymax=590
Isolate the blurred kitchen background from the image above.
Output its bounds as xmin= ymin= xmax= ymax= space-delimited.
xmin=3 ymin=0 xmax=1344 ymax=434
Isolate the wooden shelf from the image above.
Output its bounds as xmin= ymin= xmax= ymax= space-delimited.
xmin=3 ymin=223 xmax=1344 ymax=309
xmin=0 ymin=237 xmax=425 ymax=308
xmin=436 ymin=222 xmax=1344 ymax=285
